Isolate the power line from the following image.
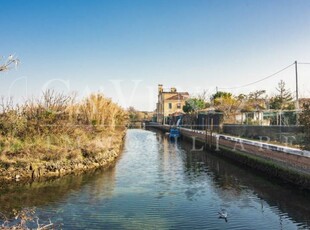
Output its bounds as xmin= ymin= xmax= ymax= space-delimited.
xmin=218 ymin=62 xmax=295 ymax=90
xmin=298 ymin=62 xmax=310 ymax=65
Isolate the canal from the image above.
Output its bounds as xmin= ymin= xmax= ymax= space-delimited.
xmin=0 ymin=129 xmax=309 ymax=229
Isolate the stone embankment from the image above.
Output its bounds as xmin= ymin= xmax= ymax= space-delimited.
xmin=149 ymin=122 xmax=310 ymax=189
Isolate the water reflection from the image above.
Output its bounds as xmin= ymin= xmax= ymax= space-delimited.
xmin=0 ymin=129 xmax=309 ymax=229
xmin=151 ymin=128 xmax=310 ymax=229
xmin=0 ymin=167 xmax=116 ymax=217
xmin=180 ymin=139 xmax=310 ymax=226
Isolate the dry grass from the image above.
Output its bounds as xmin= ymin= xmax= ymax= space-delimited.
xmin=0 ymin=90 xmax=128 ymax=170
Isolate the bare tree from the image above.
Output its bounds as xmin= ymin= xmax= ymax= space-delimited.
xmin=248 ymin=90 xmax=266 ymax=101
xmin=0 ymin=54 xmax=20 ymax=72
xmin=197 ymin=89 xmax=209 ymax=101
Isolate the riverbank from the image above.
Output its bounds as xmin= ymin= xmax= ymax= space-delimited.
xmin=149 ymin=123 xmax=310 ymax=189
xmin=0 ymin=91 xmax=128 ymax=183
xmin=0 ymin=129 xmax=126 ymax=183
xmin=2 ymin=129 xmax=310 ymax=229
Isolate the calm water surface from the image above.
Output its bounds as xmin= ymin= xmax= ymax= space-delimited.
xmin=0 ymin=129 xmax=309 ymax=229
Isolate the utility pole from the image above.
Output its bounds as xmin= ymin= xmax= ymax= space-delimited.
xmin=295 ymin=61 xmax=299 ymax=125
xmin=216 ymin=86 xmax=218 ymax=93
xmin=295 ymin=61 xmax=299 ymax=109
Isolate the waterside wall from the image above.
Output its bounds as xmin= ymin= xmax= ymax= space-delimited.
xmin=148 ymin=122 xmax=310 ymax=190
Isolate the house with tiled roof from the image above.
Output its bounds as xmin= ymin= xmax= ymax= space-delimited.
xmin=156 ymin=84 xmax=189 ymax=124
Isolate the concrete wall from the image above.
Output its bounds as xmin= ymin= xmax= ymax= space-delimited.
xmin=149 ymin=123 xmax=310 ymax=189
xmin=223 ymin=124 xmax=304 ymax=145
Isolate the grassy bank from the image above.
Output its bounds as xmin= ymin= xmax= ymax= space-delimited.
xmin=0 ymin=90 xmax=128 ymax=182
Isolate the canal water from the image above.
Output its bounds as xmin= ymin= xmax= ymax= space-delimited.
xmin=0 ymin=129 xmax=309 ymax=229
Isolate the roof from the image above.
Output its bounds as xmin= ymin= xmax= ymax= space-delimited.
xmin=166 ymin=93 xmax=189 ymax=100
xmin=162 ymin=91 xmax=189 ymax=95
xmin=198 ymin=108 xmax=223 ymax=115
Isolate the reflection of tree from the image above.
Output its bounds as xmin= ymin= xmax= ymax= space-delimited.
xmin=87 ymin=167 xmax=116 ymax=205
xmin=178 ymin=137 xmax=310 ymax=225
xmin=0 ymin=167 xmax=116 ymax=217
xmin=146 ymin=129 xmax=310 ymax=226
xmin=183 ymin=149 xmax=245 ymax=201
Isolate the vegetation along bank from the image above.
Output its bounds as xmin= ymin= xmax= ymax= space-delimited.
xmin=0 ymin=90 xmax=128 ymax=182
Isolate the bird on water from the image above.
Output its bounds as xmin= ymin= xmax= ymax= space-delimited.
xmin=218 ymin=209 xmax=228 ymax=222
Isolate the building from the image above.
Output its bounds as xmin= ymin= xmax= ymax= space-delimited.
xmin=156 ymin=84 xmax=189 ymax=124
xmin=197 ymin=108 xmax=223 ymax=131
xmin=235 ymin=110 xmax=268 ymax=125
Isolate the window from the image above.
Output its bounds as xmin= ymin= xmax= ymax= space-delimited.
xmin=169 ymin=103 xmax=172 ymax=109
xmin=177 ymin=103 xmax=181 ymax=109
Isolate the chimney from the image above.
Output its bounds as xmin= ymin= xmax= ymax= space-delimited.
xmin=170 ymin=87 xmax=177 ymax=93
xmin=158 ymin=84 xmax=163 ymax=93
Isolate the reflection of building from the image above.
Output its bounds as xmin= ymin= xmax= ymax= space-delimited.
xmin=156 ymin=84 xmax=189 ymax=124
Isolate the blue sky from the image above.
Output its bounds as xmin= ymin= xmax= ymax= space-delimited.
xmin=1 ymin=0 xmax=310 ymax=110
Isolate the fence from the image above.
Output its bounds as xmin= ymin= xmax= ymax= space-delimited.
xmin=222 ymin=124 xmax=304 ymax=145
